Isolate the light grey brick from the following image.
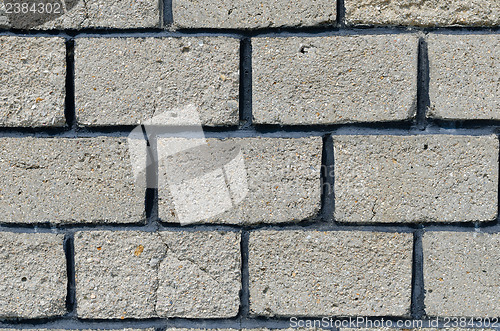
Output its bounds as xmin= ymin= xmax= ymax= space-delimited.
xmin=0 ymin=137 xmax=145 ymax=224
xmin=172 ymin=0 xmax=336 ymax=29
xmin=0 ymin=36 xmax=65 ymax=127
xmin=0 ymin=0 xmax=159 ymax=29
xmin=75 ymin=37 xmax=239 ymax=127
xmin=423 ymin=232 xmax=500 ymax=317
xmin=75 ymin=231 xmax=241 ymax=319
xmin=157 ymin=137 xmax=322 ymax=225
xmin=166 ymin=329 xmax=324 ymax=331
xmin=252 ymin=35 xmax=418 ymax=125
xmin=334 ymin=135 xmax=498 ymax=223
xmin=428 ymin=34 xmax=500 ymax=120
xmin=345 ymin=0 xmax=500 ymax=27
xmin=0 ymin=233 xmax=66 ymax=318
xmin=249 ymin=230 xmax=413 ymax=317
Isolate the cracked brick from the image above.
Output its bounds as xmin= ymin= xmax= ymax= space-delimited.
xmin=0 ymin=0 xmax=160 ymax=29
xmin=0 ymin=233 xmax=67 ymax=319
xmin=74 ymin=231 xmax=241 ymax=319
xmin=334 ymin=135 xmax=499 ymax=223
xmin=0 ymin=137 xmax=146 ymax=224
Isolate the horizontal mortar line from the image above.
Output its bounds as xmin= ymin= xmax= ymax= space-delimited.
xmin=1 ymin=25 xmax=499 ymax=38
xmin=1 ymin=315 xmax=497 ymax=329
xmin=1 ymin=219 xmax=499 ymax=234
xmin=0 ymin=123 xmax=500 ymax=138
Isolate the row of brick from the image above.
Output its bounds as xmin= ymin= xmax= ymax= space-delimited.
xmin=0 ymin=135 xmax=497 ymax=224
xmin=1 ymin=230 xmax=498 ymax=319
xmin=1 ymin=0 xmax=499 ymax=29
xmin=0 ymin=34 xmax=499 ymax=127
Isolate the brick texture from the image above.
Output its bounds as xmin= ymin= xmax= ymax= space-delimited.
xmin=423 ymin=232 xmax=500 ymax=317
xmin=172 ymin=0 xmax=336 ymax=29
xmin=75 ymin=37 xmax=240 ymax=127
xmin=345 ymin=0 xmax=500 ymax=27
xmin=0 ymin=137 xmax=145 ymax=224
xmin=158 ymin=137 xmax=322 ymax=224
xmin=0 ymin=233 xmax=66 ymax=319
xmin=0 ymin=36 xmax=66 ymax=127
xmin=252 ymin=35 xmax=418 ymax=125
xmin=334 ymin=135 xmax=499 ymax=223
xmin=428 ymin=33 xmax=500 ymax=120
xmin=249 ymin=230 xmax=413 ymax=317
xmin=75 ymin=231 xmax=241 ymax=319
xmin=0 ymin=0 xmax=159 ymax=29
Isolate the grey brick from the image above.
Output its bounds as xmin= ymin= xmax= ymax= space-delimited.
xmin=423 ymin=232 xmax=500 ymax=317
xmin=345 ymin=0 xmax=500 ymax=27
xmin=75 ymin=231 xmax=241 ymax=319
xmin=0 ymin=233 xmax=66 ymax=318
xmin=0 ymin=0 xmax=159 ymax=29
xmin=75 ymin=37 xmax=239 ymax=127
xmin=172 ymin=0 xmax=336 ymax=29
xmin=0 ymin=37 xmax=65 ymax=127
xmin=0 ymin=137 xmax=145 ymax=224
xmin=157 ymin=137 xmax=322 ymax=225
xmin=334 ymin=135 xmax=498 ymax=223
xmin=252 ymin=35 xmax=418 ymax=125
xmin=428 ymin=34 xmax=500 ymax=120
xmin=249 ymin=230 xmax=413 ymax=317
xmin=166 ymin=329 xmax=323 ymax=331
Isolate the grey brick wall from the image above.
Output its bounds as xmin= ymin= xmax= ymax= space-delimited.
xmin=0 ymin=0 xmax=499 ymax=330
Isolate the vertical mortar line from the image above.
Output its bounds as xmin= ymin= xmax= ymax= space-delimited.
xmin=63 ymin=232 xmax=76 ymax=315
xmin=416 ymin=35 xmax=430 ymax=130
xmin=336 ymin=0 xmax=346 ymax=27
xmin=239 ymin=229 xmax=250 ymax=319
xmin=163 ymin=0 xmax=173 ymax=27
xmin=145 ymin=128 xmax=159 ymax=228
xmin=158 ymin=0 xmax=164 ymax=28
xmin=410 ymin=226 xmax=425 ymax=319
xmin=239 ymin=38 xmax=253 ymax=128
xmin=321 ymin=134 xmax=335 ymax=222
xmin=64 ymin=38 xmax=76 ymax=128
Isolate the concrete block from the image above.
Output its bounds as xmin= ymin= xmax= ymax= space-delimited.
xmin=0 ymin=137 xmax=146 ymax=224
xmin=157 ymin=137 xmax=322 ymax=225
xmin=0 ymin=36 xmax=66 ymax=127
xmin=428 ymin=33 xmax=500 ymax=120
xmin=249 ymin=230 xmax=413 ymax=316
xmin=0 ymin=0 xmax=159 ymax=29
xmin=345 ymin=0 xmax=500 ymax=27
xmin=0 ymin=233 xmax=66 ymax=318
xmin=252 ymin=35 xmax=418 ymax=125
xmin=172 ymin=0 xmax=336 ymax=29
xmin=75 ymin=37 xmax=240 ymax=127
xmin=75 ymin=231 xmax=241 ymax=319
xmin=423 ymin=231 xmax=500 ymax=317
xmin=334 ymin=135 xmax=498 ymax=223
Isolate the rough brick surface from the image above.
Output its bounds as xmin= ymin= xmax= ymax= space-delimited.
xmin=0 ymin=137 xmax=145 ymax=224
xmin=423 ymin=232 xmax=500 ymax=317
xmin=334 ymin=135 xmax=498 ymax=223
xmin=249 ymin=231 xmax=413 ymax=316
xmin=345 ymin=0 xmax=500 ymax=27
xmin=252 ymin=35 xmax=418 ymax=125
xmin=75 ymin=231 xmax=241 ymax=319
xmin=158 ymin=137 xmax=322 ymax=224
xmin=0 ymin=0 xmax=159 ymax=29
xmin=75 ymin=37 xmax=239 ymax=127
xmin=172 ymin=0 xmax=336 ymax=29
xmin=0 ymin=233 xmax=66 ymax=318
xmin=0 ymin=36 xmax=65 ymax=127
xmin=428 ymin=34 xmax=500 ymax=120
